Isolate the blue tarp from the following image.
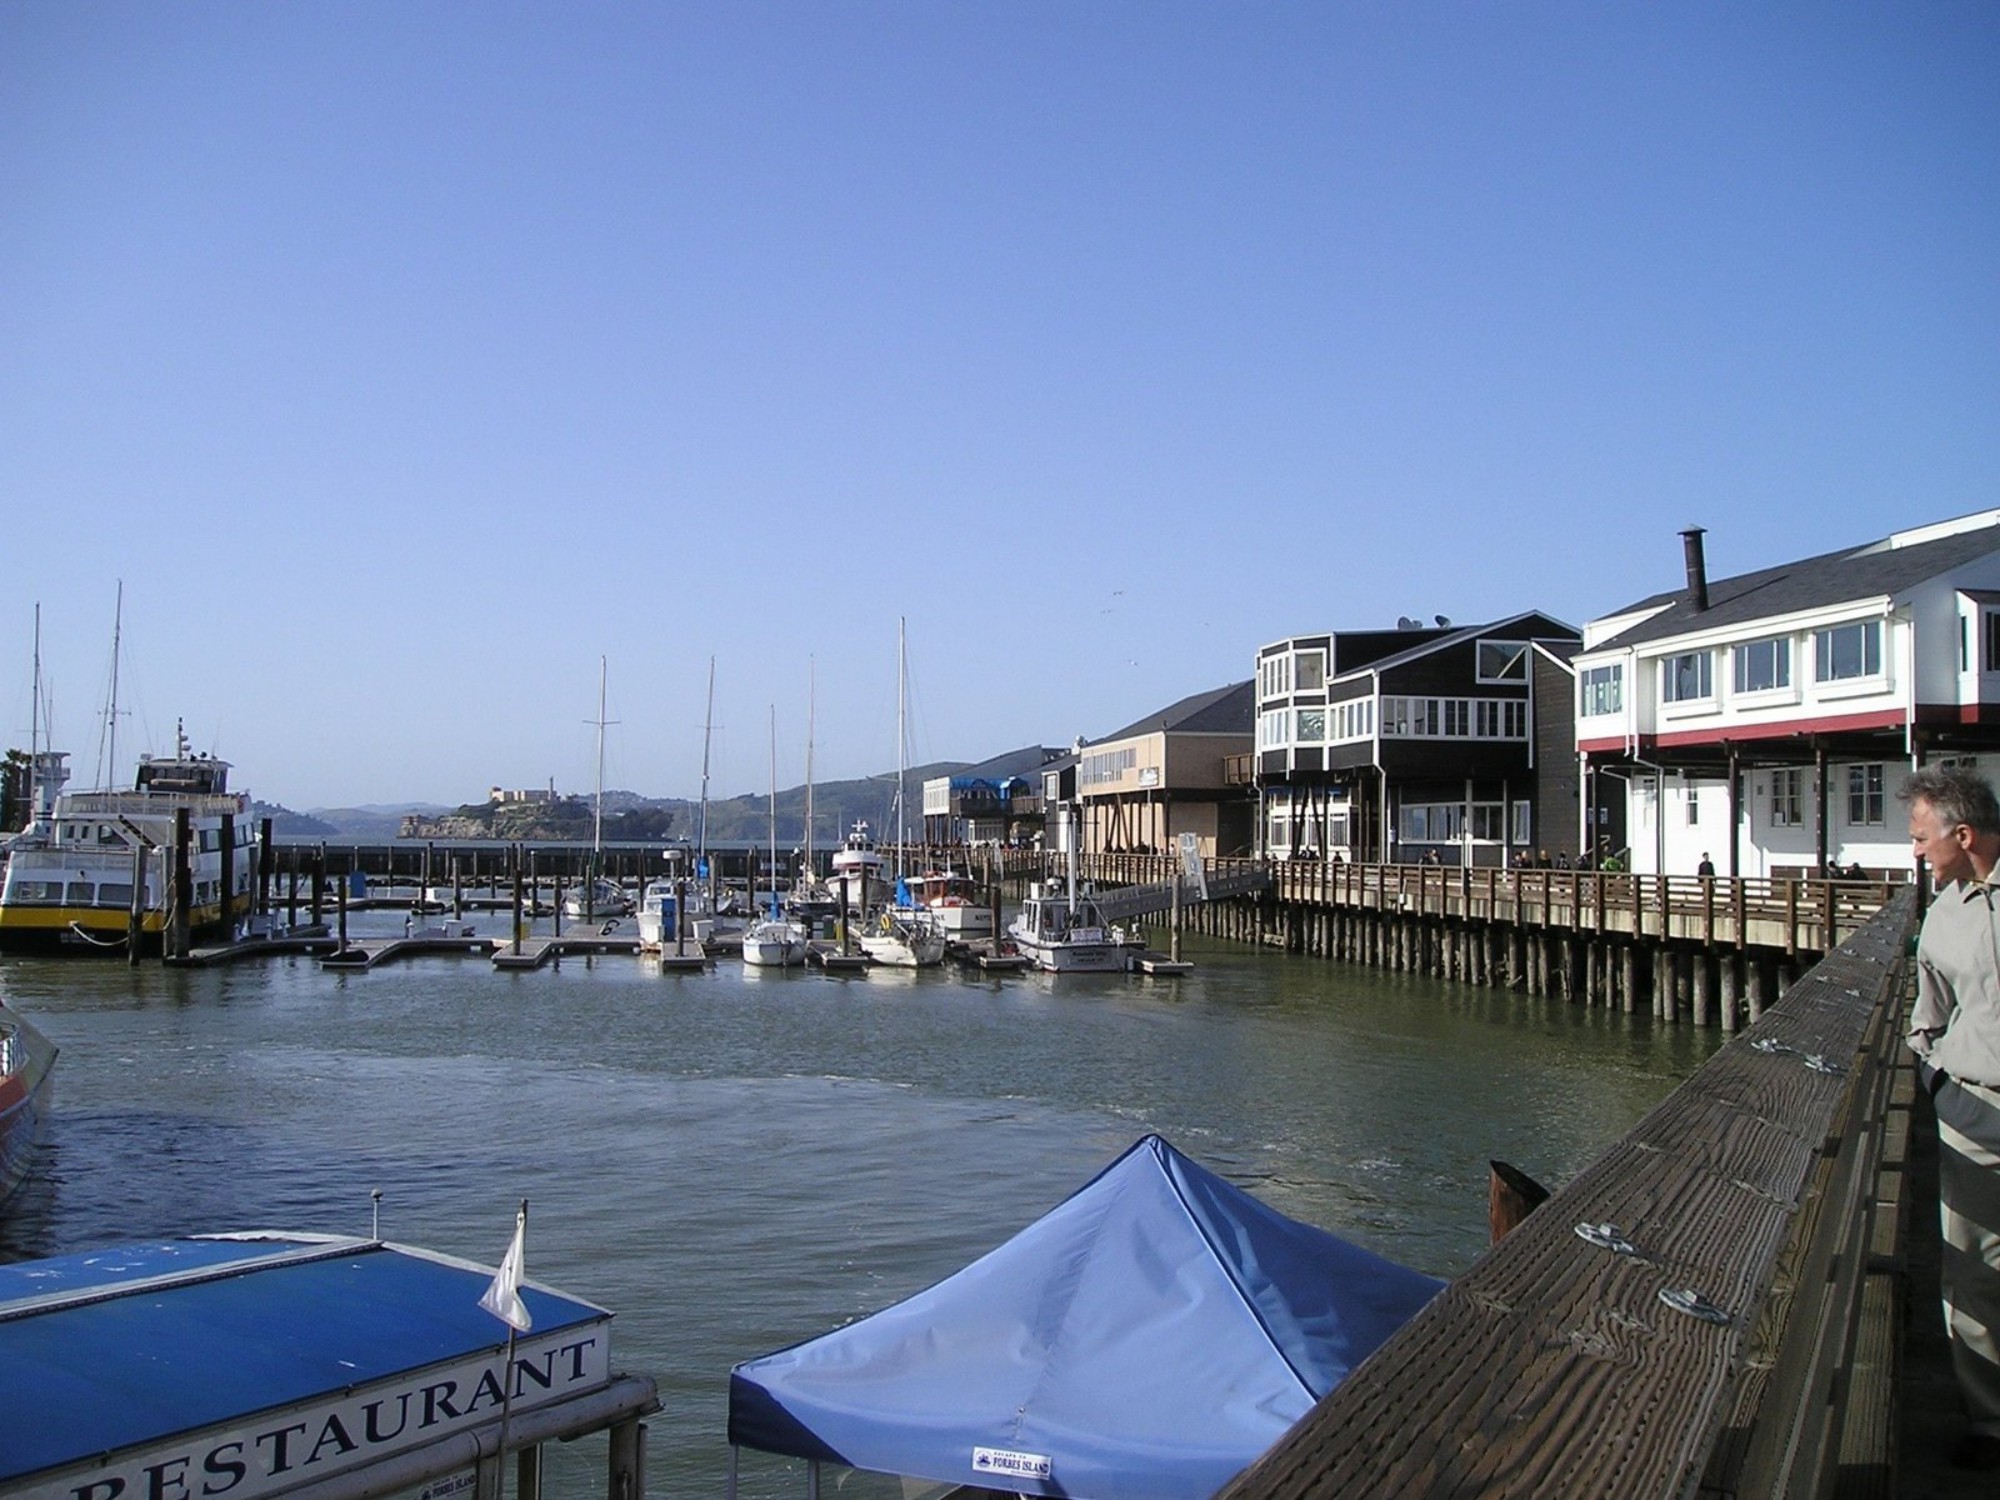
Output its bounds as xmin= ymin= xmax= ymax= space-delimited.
xmin=728 ymin=1135 xmax=1442 ymax=1500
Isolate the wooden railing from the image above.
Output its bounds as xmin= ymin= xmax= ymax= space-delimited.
xmin=1062 ymin=852 xmax=1898 ymax=956
xmin=1216 ymin=891 xmax=1919 ymax=1498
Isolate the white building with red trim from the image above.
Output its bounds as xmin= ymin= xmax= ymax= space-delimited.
xmin=1573 ymin=510 xmax=2000 ymax=878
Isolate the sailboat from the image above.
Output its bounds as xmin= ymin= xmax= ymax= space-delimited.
xmin=563 ymin=658 xmax=632 ymax=923
xmin=742 ymin=707 xmax=807 ymax=968
xmin=787 ymin=659 xmax=839 ymax=929
xmin=859 ymin=620 xmax=946 ymax=968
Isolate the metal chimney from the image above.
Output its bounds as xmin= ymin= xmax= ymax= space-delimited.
xmin=1681 ymin=527 xmax=1709 ymax=612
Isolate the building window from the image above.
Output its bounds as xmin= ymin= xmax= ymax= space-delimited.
xmin=1511 ymin=801 xmax=1531 ymax=844
xmin=1814 ymin=620 xmax=1881 ymax=683
xmin=1080 ymin=746 xmax=1137 ymax=787
xmin=1475 ymin=701 xmax=1499 ymax=737
xmin=1732 ymin=637 xmax=1791 ymax=694
xmin=1470 ymin=804 xmax=1505 ymax=841
xmin=1661 ymin=651 xmax=1714 ymax=704
xmin=1443 ymin=700 xmax=1469 ymax=737
xmin=1505 ymin=701 xmax=1526 ymax=738
xmin=1399 ymin=804 xmax=1462 ymax=842
xmin=1296 ymin=707 xmax=1325 ymax=742
xmin=1771 ymin=768 xmax=1802 ymax=827
xmin=1847 ymin=764 xmax=1884 ymax=826
xmin=1295 ymin=651 xmax=1325 ymax=691
xmin=1477 ymin=641 xmax=1528 ymax=683
xmin=1579 ymin=664 xmax=1623 ymax=717
xmin=1985 ymin=612 xmax=2000 ymax=672
xmin=1258 ymin=710 xmax=1287 ymax=750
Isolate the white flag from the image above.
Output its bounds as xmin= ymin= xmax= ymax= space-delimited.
xmin=479 ymin=1203 xmax=532 ymax=1332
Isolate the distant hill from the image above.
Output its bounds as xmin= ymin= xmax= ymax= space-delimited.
xmin=298 ymin=763 xmax=969 ymax=844
xmin=251 ymin=800 xmax=340 ymax=837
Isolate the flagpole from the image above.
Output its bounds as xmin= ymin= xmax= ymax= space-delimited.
xmin=493 ymin=1199 xmax=527 ymax=1500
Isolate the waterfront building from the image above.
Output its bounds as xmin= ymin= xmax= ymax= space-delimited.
xmin=1056 ymin=682 xmax=1257 ymax=860
xmin=919 ymin=745 xmax=1061 ymax=846
xmin=1574 ymin=511 xmax=2000 ymax=876
xmin=1255 ymin=613 xmax=1582 ymax=867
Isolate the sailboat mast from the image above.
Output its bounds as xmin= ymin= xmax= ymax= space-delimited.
xmin=101 ymin=581 xmax=123 ymax=790
xmin=767 ymin=705 xmax=778 ymax=919
xmin=592 ymin=656 xmax=607 ymax=859
xmin=805 ymin=658 xmax=816 ymax=877
xmin=697 ymin=656 xmax=714 ymax=861
xmin=894 ymin=616 xmax=906 ymax=880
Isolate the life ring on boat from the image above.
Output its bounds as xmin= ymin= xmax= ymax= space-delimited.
xmin=878 ymin=912 xmax=894 ymax=933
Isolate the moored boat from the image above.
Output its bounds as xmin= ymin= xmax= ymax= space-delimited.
xmin=741 ymin=914 xmax=809 ymax=968
xmin=0 ymin=1004 xmax=56 ymax=1210
xmin=0 ymin=727 xmax=255 ymax=954
xmin=857 ymin=903 xmax=948 ymax=968
xmin=828 ymin=821 xmax=885 ymax=915
xmin=901 ymin=867 xmax=994 ymax=941
xmin=1008 ymin=880 xmax=1144 ymax=973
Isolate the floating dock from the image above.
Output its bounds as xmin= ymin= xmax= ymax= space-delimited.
xmin=321 ymin=934 xmax=498 ymax=970
xmin=808 ymin=942 xmax=870 ymax=973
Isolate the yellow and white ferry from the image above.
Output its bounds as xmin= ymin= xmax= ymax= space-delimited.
xmin=0 ymin=726 xmax=256 ymax=953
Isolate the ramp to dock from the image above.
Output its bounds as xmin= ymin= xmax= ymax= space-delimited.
xmin=1088 ymin=868 xmax=1270 ymax=923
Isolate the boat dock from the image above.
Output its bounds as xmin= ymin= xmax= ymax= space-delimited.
xmin=164 ymin=926 xmax=339 ymax=968
xmin=321 ymin=933 xmax=498 ymax=970
xmin=808 ymin=942 xmax=870 ymax=973
xmin=491 ymin=925 xmax=644 ymax=970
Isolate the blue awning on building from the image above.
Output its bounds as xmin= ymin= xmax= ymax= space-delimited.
xmin=0 ymin=1234 xmax=656 ymax=1500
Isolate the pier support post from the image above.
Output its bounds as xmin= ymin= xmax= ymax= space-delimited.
xmin=1719 ymin=955 xmax=1740 ymax=1033
xmin=608 ymin=1418 xmax=646 ymax=1500
xmin=1692 ymin=952 xmax=1713 ymax=1027
xmin=1620 ymin=945 xmax=1638 ymax=1014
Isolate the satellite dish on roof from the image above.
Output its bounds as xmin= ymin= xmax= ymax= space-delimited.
xmin=1435 ymin=615 xmax=1452 ymax=627
xmin=1396 ymin=616 xmax=1419 ymax=630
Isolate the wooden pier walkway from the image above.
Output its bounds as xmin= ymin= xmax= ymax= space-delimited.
xmin=1217 ymin=891 xmax=1961 ymax=1499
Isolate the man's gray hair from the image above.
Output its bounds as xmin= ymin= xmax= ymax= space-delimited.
xmin=1899 ymin=763 xmax=2000 ymax=836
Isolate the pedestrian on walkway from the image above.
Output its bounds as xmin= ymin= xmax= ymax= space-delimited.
xmin=1902 ymin=764 xmax=2000 ymax=1472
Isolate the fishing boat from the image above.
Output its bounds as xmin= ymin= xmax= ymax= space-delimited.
xmin=0 ymin=1004 xmax=56 ymax=1210
xmin=1008 ymin=880 xmax=1144 ymax=973
xmin=0 ymin=726 xmax=256 ymax=954
xmin=828 ymin=821 xmax=884 ymax=915
xmin=901 ymin=867 xmax=994 ymax=941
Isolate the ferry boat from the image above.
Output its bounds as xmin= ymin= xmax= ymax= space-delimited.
xmin=0 ymin=728 xmax=255 ymax=954
xmin=1008 ymin=880 xmax=1144 ymax=974
xmin=0 ymin=1004 xmax=56 ymax=1210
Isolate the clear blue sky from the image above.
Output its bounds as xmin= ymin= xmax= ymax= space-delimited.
xmin=4 ymin=3 xmax=1995 ymax=809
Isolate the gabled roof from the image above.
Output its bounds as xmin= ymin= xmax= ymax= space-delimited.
xmin=1091 ymin=680 xmax=1254 ymax=745
xmin=1593 ymin=511 xmax=2000 ymax=650
xmin=1331 ymin=610 xmax=1579 ymax=681
xmin=944 ymin=745 xmax=1064 ymax=782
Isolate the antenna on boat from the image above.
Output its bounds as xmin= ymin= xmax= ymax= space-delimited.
xmin=371 ymin=1187 xmax=383 ymax=1241
xmin=804 ymin=657 xmax=816 ymax=882
xmin=93 ymin=581 xmax=123 ymax=791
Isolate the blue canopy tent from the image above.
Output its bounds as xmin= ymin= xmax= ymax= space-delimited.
xmin=727 ymin=1135 xmax=1442 ymax=1499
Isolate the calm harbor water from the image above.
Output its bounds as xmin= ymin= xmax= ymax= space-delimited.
xmin=0 ymin=915 xmax=1717 ymax=1498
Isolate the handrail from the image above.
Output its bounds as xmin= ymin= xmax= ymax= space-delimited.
xmin=1215 ymin=891 xmax=1918 ymax=1498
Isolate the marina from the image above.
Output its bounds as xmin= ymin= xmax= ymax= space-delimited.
xmin=0 ymin=911 xmax=1721 ymax=1498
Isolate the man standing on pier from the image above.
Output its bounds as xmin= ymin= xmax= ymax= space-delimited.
xmin=1903 ymin=764 xmax=2000 ymax=1471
